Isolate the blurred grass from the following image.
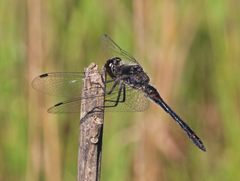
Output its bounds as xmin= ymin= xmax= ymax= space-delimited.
xmin=0 ymin=0 xmax=240 ymax=181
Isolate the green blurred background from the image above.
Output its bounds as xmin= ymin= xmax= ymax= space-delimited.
xmin=0 ymin=0 xmax=240 ymax=180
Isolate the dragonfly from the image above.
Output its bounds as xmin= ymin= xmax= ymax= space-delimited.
xmin=32 ymin=34 xmax=206 ymax=151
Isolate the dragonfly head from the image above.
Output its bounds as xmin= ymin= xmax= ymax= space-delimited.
xmin=104 ymin=57 xmax=121 ymax=79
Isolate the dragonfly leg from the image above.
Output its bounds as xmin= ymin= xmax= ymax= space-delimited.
xmin=121 ymin=84 xmax=126 ymax=102
xmin=105 ymin=79 xmax=115 ymax=83
xmin=106 ymin=80 xmax=119 ymax=95
xmin=91 ymin=75 xmax=117 ymax=93
xmin=80 ymin=85 xmax=125 ymax=122
xmin=90 ymin=79 xmax=115 ymax=92
xmin=104 ymin=82 xmax=125 ymax=107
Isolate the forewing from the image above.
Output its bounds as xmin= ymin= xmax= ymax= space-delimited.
xmin=102 ymin=34 xmax=139 ymax=65
xmin=32 ymin=72 xmax=85 ymax=98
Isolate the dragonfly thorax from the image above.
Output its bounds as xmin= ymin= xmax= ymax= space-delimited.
xmin=105 ymin=57 xmax=122 ymax=79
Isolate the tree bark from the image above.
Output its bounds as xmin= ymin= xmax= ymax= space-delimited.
xmin=77 ymin=63 xmax=105 ymax=181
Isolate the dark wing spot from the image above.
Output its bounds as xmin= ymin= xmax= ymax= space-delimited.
xmin=54 ymin=102 xmax=63 ymax=107
xmin=39 ymin=73 xmax=49 ymax=78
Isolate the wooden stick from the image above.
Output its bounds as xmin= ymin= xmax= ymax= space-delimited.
xmin=77 ymin=63 xmax=105 ymax=181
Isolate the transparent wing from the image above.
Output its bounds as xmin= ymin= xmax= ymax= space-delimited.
xmin=47 ymin=83 xmax=149 ymax=113
xmin=32 ymin=72 xmax=85 ymax=98
xmin=104 ymin=82 xmax=150 ymax=112
xmin=48 ymin=97 xmax=82 ymax=113
xmin=102 ymin=34 xmax=139 ymax=65
xmin=32 ymin=72 xmax=149 ymax=113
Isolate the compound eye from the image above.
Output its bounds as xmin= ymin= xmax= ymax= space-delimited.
xmin=113 ymin=57 xmax=121 ymax=64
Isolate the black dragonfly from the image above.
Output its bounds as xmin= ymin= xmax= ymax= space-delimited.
xmin=32 ymin=34 xmax=206 ymax=152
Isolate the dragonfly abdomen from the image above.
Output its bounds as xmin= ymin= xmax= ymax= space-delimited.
xmin=143 ymin=84 xmax=206 ymax=151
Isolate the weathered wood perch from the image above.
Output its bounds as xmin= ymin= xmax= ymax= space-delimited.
xmin=77 ymin=63 xmax=105 ymax=181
